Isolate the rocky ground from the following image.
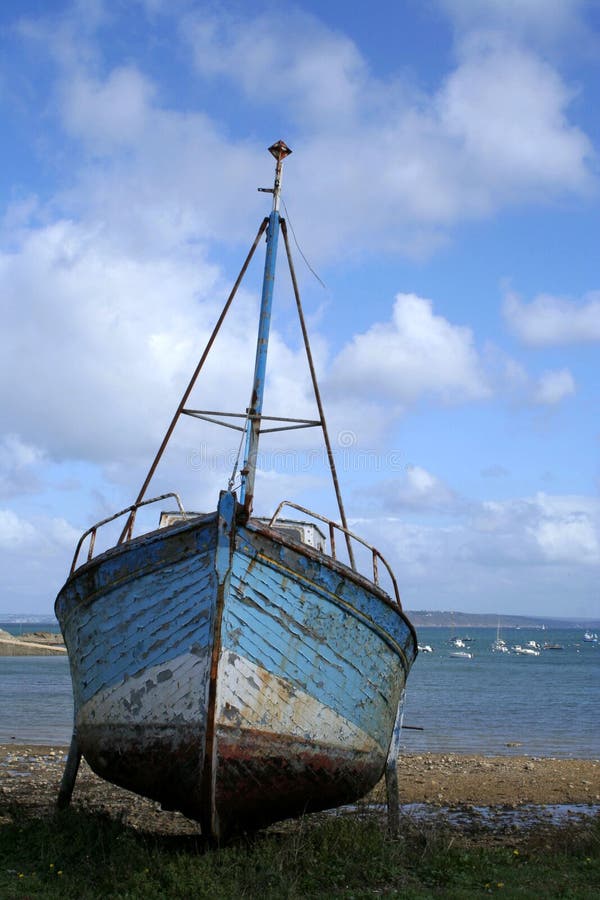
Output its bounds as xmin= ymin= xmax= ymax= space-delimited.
xmin=0 ymin=631 xmax=65 ymax=656
xmin=374 ymin=752 xmax=600 ymax=805
xmin=0 ymin=745 xmax=598 ymax=837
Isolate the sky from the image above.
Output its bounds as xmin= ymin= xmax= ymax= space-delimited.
xmin=1 ymin=0 xmax=599 ymax=620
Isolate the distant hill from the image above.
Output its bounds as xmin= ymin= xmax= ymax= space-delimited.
xmin=1 ymin=610 xmax=598 ymax=631
xmin=0 ymin=614 xmax=56 ymax=624
xmin=406 ymin=610 xmax=600 ymax=629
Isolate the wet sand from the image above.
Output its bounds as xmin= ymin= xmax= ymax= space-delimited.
xmin=0 ymin=745 xmax=598 ymax=836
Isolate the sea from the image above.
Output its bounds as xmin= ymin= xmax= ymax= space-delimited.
xmin=0 ymin=621 xmax=598 ymax=758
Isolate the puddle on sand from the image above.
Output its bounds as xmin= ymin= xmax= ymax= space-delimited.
xmin=402 ymin=802 xmax=599 ymax=829
xmin=334 ymin=802 xmax=600 ymax=830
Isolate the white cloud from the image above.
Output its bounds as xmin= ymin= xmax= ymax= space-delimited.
xmin=0 ymin=218 xmax=229 ymax=461
xmin=0 ymin=434 xmax=44 ymax=469
xmin=58 ymin=102 xmax=268 ymax=253
xmin=0 ymin=435 xmax=45 ymax=498
xmin=176 ymin=6 xmax=594 ymax=259
xmin=60 ymin=66 xmax=155 ymax=149
xmin=438 ymin=0 xmax=597 ymax=58
xmin=485 ymin=346 xmax=577 ymax=407
xmin=439 ymin=0 xmax=590 ymax=44
xmin=8 ymin=3 xmax=592 ymax=270
xmin=354 ymin=488 xmax=600 ymax=613
xmin=371 ymin=476 xmax=598 ymax=574
xmin=535 ymin=516 xmax=598 ymax=564
xmin=438 ymin=37 xmax=592 ymax=198
xmin=14 ymin=0 xmax=108 ymax=72
xmin=0 ymin=509 xmax=81 ymax=611
xmin=503 ymin=290 xmax=600 ymax=345
xmin=184 ymin=9 xmax=366 ymax=126
xmin=364 ymin=465 xmax=459 ymax=513
xmin=0 ymin=510 xmax=37 ymax=548
xmin=0 ymin=207 xmax=328 ymax=486
xmin=474 ymin=493 xmax=600 ymax=566
xmin=533 ymin=368 xmax=576 ymax=405
xmin=328 ymin=293 xmax=489 ymax=407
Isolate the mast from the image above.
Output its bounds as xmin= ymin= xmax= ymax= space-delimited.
xmin=239 ymin=140 xmax=292 ymax=516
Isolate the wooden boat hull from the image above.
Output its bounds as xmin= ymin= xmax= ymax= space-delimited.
xmin=55 ymin=492 xmax=417 ymax=838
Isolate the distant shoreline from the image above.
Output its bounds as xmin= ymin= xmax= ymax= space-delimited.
xmin=408 ymin=612 xmax=600 ymax=629
xmin=0 ymin=630 xmax=65 ymax=657
xmin=2 ymin=612 xmax=599 ymax=630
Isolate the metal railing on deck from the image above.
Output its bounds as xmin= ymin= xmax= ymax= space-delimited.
xmin=268 ymin=500 xmax=402 ymax=608
xmin=70 ymin=492 xmax=186 ymax=575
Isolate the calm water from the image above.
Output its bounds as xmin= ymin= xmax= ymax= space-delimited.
xmin=404 ymin=627 xmax=599 ymax=758
xmin=1 ymin=623 xmax=598 ymax=757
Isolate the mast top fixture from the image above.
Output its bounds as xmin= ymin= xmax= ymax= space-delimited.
xmin=269 ymin=140 xmax=292 ymax=161
xmin=258 ymin=141 xmax=292 ymax=212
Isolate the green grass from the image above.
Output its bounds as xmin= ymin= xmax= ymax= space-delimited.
xmin=0 ymin=807 xmax=598 ymax=899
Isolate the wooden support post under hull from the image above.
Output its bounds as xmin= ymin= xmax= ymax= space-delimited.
xmin=57 ymin=730 xmax=82 ymax=810
xmin=384 ymin=689 xmax=406 ymax=835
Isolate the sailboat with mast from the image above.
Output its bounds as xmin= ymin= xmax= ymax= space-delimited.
xmin=491 ymin=620 xmax=509 ymax=653
xmin=55 ymin=142 xmax=417 ymax=841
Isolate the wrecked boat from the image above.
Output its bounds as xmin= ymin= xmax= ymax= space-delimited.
xmin=55 ymin=141 xmax=418 ymax=841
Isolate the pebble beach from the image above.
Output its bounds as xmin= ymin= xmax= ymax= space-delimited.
xmin=1 ymin=744 xmax=598 ymax=837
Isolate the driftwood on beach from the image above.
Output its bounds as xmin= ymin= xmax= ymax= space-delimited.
xmin=0 ymin=630 xmax=66 ymax=656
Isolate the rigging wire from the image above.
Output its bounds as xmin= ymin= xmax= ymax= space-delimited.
xmin=282 ymin=198 xmax=328 ymax=292
xmin=228 ymin=416 xmax=250 ymax=491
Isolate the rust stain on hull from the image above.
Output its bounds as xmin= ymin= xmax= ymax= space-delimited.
xmin=215 ymin=728 xmax=384 ymax=833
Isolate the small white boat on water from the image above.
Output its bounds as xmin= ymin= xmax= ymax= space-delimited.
xmin=583 ymin=631 xmax=598 ymax=642
xmin=512 ymin=645 xmax=540 ymax=656
xmin=449 ymin=651 xmax=473 ymax=659
xmin=418 ymin=644 xmax=434 ymax=653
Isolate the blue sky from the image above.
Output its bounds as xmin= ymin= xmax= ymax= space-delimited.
xmin=1 ymin=0 xmax=598 ymax=619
